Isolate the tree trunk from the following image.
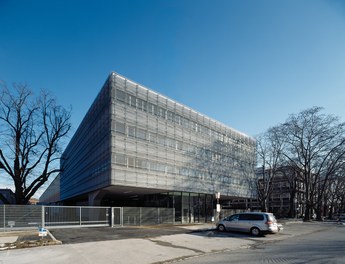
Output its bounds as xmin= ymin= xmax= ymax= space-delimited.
xmin=261 ymin=199 xmax=268 ymax=212
xmin=316 ymin=201 xmax=323 ymax=221
xmin=304 ymin=203 xmax=311 ymax=221
xmin=288 ymin=190 xmax=296 ymax=218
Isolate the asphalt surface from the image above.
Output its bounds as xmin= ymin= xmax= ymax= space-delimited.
xmin=178 ymin=223 xmax=345 ymax=264
xmin=0 ymin=221 xmax=337 ymax=264
xmin=49 ymin=222 xmax=289 ymax=245
xmin=49 ymin=225 xmax=198 ymax=244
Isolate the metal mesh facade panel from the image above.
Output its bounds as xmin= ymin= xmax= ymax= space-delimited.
xmin=58 ymin=72 xmax=256 ymax=203
xmin=110 ymin=73 xmax=256 ymax=198
xmin=60 ymin=80 xmax=112 ymax=200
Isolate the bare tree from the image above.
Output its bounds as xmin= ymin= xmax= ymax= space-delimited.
xmin=334 ymin=176 xmax=345 ymax=216
xmin=256 ymin=126 xmax=285 ymax=212
xmin=325 ymin=160 xmax=345 ymax=219
xmin=279 ymin=107 xmax=345 ymax=221
xmin=0 ymin=83 xmax=71 ymax=204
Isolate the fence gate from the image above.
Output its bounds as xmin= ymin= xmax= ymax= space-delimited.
xmin=44 ymin=206 xmax=111 ymax=228
xmin=112 ymin=207 xmax=123 ymax=227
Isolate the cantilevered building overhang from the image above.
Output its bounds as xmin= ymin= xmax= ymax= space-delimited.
xmin=58 ymin=72 xmax=256 ymax=218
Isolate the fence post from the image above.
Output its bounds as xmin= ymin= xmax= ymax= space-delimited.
xmin=121 ymin=207 xmax=123 ymax=227
xmin=80 ymin=207 xmax=82 ymax=226
xmin=158 ymin=208 xmax=160 ymax=224
xmin=41 ymin=206 xmax=45 ymax=228
xmin=173 ymin=208 xmax=175 ymax=225
xmin=3 ymin=205 xmax=5 ymax=231
xmin=110 ymin=207 xmax=113 ymax=227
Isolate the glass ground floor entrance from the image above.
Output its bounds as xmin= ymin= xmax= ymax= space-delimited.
xmin=100 ymin=191 xmax=215 ymax=223
xmin=142 ymin=192 xmax=214 ymax=223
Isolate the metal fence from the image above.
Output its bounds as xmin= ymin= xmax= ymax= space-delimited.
xmin=44 ymin=206 xmax=110 ymax=228
xmin=0 ymin=205 xmax=175 ymax=231
xmin=0 ymin=205 xmax=42 ymax=231
xmin=120 ymin=207 xmax=175 ymax=226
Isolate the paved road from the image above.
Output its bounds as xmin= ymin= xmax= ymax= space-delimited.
xmin=177 ymin=223 xmax=345 ymax=264
xmin=0 ymin=222 xmax=336 ymax=264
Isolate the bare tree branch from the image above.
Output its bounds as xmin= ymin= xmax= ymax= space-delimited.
xmin=0 ymin=82 xmax=71 ymax=204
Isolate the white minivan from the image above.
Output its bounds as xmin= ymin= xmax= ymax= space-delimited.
xmin=217 ymin=212 xmax=282 ymax=236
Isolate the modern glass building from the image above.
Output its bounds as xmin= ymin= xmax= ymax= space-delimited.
xmin=43 ymin=72 xmax=256 ymax=223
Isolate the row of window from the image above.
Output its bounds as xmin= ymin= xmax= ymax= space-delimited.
xmin=114 ymin=153 xmax=242 ymax=185
xmin=114 ymin=121 xmax=253 ymax=165
xmin=115 ymin=88 xmax=255 ymax=148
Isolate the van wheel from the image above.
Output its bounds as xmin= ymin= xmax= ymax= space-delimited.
xmin=218 ymin=224 xmax=226 ymax=232
xmin=250 ymin=227 xmax=261 ymax=236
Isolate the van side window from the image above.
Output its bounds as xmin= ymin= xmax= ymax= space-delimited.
xmin=239 ymin=214 xmax=250 ymax=220
xmin=239 ymin=214 xmax=264 ymax=221
xmin=229 ymin=214 xmax=239 ymax=221
xmin=249 ymin=214 xmax=264 ymax=221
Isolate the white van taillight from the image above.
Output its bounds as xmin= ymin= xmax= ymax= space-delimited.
xmin=266 ymin=221 xmax=273 ymax=226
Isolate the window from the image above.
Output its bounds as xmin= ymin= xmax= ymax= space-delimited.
xmin=137 ymin=128 xmax=147 ymax=140
xmin=228 ymin=214 xmax=239 ymax=221
xmin=167 ymin=138 xmax=175 ymax=148
xmin=137 ymin=98 xmax=147 ymax=111
xmin=156 ymin=163 xmax=166 ymax=172
xmin=149 ymin=133 xmax=157 ymax=143
xmin=115 ymin=154 xmax=126 ymax=165
xmin=128 ymin=126 xmax=136 ymax=137
xmin=136 ymin=158 xmax=143 ymax=168
xmin=181 ymin=117 xmax=189 ymax=129
xmin=116 ymin=89 xmax=126 ymax=102
xmin=239 ymin=214 xmax=264 ymax=221
xmin=115 ymin=122 xmax=126 ymax=134
xmin=222 ymin=176 xmax=231 ymax=183
xmin=176 ymin=141 xmax=182 ymax=150
xmin=148 ymin=103 xmax=157 ymax=115
xmin=128 ymin=157 xmax=135 ymax=167
xmin=127 ymin=95 xmax=136 ymax=107
xmin=166 ymin=165 xmax=175 ymax=174
xmin=180 ymin=168 xmax=189 ymax=176
xmin=157 ymin=136 xmax=166 ymax=146
xmin=137 ymin=158 xmax=148 ymax=169
xmin=167 ymin=111 xmax=174 ymax=121
xmin=131 ymin=96 xmax=136 ymax=107
xmin=159 ymin=107 xmax=166 ymax=118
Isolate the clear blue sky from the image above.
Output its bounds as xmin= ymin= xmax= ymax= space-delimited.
xmin=1 ymin=0 xmax=345 ymax=137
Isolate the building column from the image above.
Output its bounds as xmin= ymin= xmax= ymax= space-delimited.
xmin=88 ymin=190 xmax=107 ymax=206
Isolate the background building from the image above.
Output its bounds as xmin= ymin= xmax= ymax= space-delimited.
xmin=41 ymin=72 xmax=256 ymax=223
xmin=0 ymin=189 xmax=16 ymax=205
xmin=227 ymin=166 xmax=305 ymax=218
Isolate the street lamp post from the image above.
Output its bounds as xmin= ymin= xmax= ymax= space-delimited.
xmin=216 ymin=192 xmax=221 ymax=222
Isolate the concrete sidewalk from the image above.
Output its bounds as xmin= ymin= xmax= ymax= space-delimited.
xmin=0 ymin=222 xmax=331 ymax=264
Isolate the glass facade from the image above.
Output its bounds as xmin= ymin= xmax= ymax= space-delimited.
xmin=59 ymin=72 xmax=256 ymax=222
